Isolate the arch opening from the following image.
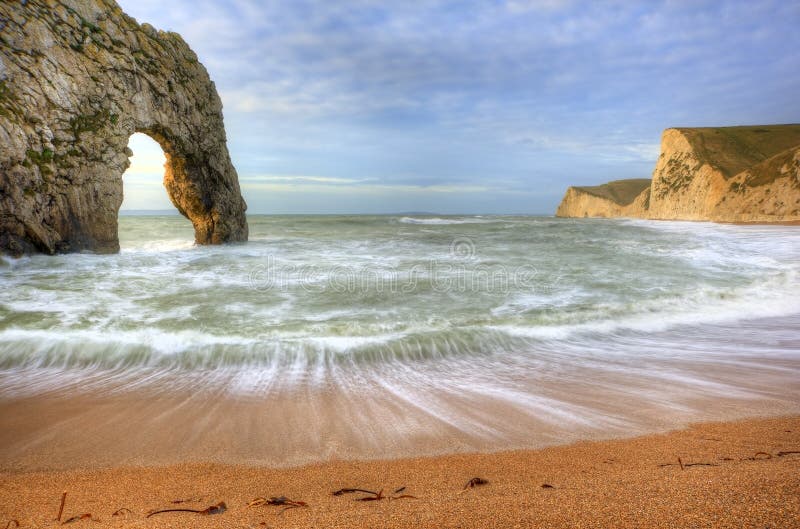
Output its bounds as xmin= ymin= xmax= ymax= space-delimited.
xmin=119 ymin=132 xmax=193 ymax=249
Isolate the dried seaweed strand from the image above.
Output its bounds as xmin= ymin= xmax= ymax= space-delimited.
xmin=463 ymin=477 xmax=489 ymax=490
xmin=332 ymin=488 xmax=379 ymax=497
xmin=660 ymin=457 xmax=716 ymax=469
xmin=277 ymin=505 xmax=305 ymax=516
xmin=112 ymin=508 xmax=132 ymax=516
xmin=356 ymin=489 xmax=384 ymax=501
xmin=333 ymin=486 xmax=414 ymax=501
xmin=171 ymin=497 xmax=202 ymax=504
xmin=742 ymin=451 xmax=772 ymax=461
xmin=777 ymin=450 xmax=800 ymax=457
xmin=56 ymin=491 xmax=67 ymax=522
xmin=267 ymin=497 xmax=307 ymax=507
xmin=388 ymin=486 xmax=417 ymax=500
xmin=458 ymin=477 xmax=489 ymax=494
xmin=146 ymin=501 xmax=226 ymax=518
xmin=147 ymin=508 xmax=204 ymax=518
xmin=62 ymin=513 xmax=94 ymax=524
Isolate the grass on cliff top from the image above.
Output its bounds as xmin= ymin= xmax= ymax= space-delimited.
xmin=740 ymin=144 xmax=800 ymax=188
xmin=675 ymin=124 xmax=800 ymax=179
xmin=572 ymin=178 xmax=651 ymax=206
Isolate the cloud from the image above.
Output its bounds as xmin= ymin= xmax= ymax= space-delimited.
xmin=505 ymin=0 xmax=573 ymax=13
xmin=242 ymin=182 xmax=493 ymax=195
xmin=123 ymin=133 xmax=166 ymax=177
xmin=240 ymin=175 xmax=370 ymax=185
xmin=239 ymin=173 xmax=498 ymax=194
xmin=116 ymin=0 xmax=800 ymax=213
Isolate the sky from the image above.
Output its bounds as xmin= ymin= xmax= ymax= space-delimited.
xmin=118 ymin=0 xmax=800 ymax=214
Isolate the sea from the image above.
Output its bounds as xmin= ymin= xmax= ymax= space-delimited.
xmin=1 ymin=215 xmax=799 ymax=467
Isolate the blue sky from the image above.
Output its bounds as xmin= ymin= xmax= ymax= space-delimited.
xmin=118 ymin=0 xmax=800 ymax=214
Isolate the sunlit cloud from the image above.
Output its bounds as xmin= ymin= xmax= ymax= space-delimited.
xmin=240 ymin=175 xmax=371 ymax=185
xmin=121 ymin=133 xmax=170 ymax=210
xmin=242 ymin=182 xmax=494 ymax=194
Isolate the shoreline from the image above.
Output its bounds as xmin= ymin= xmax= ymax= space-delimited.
xmin=558 ymin=215 xmax=800 ymax=226
xmin=1 ymin=415 xmax=798 ymax=528
xmin=2 ymin=367 xmax=798 ymax=473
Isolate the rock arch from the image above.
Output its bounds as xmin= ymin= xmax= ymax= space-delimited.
xmin=0 ymin=0 xmax=248 ymax=255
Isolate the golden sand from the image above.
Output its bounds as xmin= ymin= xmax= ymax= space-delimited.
xmin=1 ymin=416 xmax=798 ymax=528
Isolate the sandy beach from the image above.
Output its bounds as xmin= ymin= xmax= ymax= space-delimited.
xmin=1 ymin=415 xmax=798 ymax=528
xmin=3 ymin=1 xmax=800 ymax=528
xmin=2 ymin=219 xmax=799 ymax=528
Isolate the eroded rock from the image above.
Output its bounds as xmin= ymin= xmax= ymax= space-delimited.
xmin=556 ymin=125 xmax=800 ymax=223
xmin=0 ymin=0 xmax=248 ymax=256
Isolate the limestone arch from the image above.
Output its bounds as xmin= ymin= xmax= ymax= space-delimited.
xmin=0 ymin=0 xmax=248 ymax=255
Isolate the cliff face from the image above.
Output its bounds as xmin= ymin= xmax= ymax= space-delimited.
xmin=556 ymin=125 xmax=800 ymax=223
xmin=0 ymin=0 xmax=248 ymax=256
xmin=711 ymin=145 xmax=800 ymax=222
xmin=555 ymin=179 xmax=650 ymax=218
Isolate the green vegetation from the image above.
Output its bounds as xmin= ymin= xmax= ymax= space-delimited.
xmin=132 ymin=50 xmax=161 ymax=75
xmin=734 ymin=146 xmax=800 ymax=190
xmin=0 ymin=79 xmax=21 ymax=121
xmin=69 ymin=110 xmax=118 ymax=138
xmin=729 ymin=181 xmax=746 ymax=194
xmin=54 ymin=148 xmax=81 ymax=170
xmin=26 ymin=148 xmax=54 ymax=164
xmin=656 ymin=152 xmax=702 ymax=198
xmin=677 ymin=124 xmax=800 ymax=179
xmin=573 ymin=179 xmax=651 ymax=206
xmin=80 ymin=19 xmax=101 ymax=34
xmin=25 ymin=148 xmax=54 ymax=176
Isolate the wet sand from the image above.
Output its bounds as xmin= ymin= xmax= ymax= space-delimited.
xmin=0 ymin=415 xmax=798 ymax=528
xmin=1 ymin=363 xmax=799 ymax=472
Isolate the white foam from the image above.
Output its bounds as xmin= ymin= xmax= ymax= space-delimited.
xmin=492 ymin=272 xmax=800 ymax=342
xmin=398 ymin=216 xmax=492 ymax=225
xmin=303 ymin=333 xmax=404 ymax=354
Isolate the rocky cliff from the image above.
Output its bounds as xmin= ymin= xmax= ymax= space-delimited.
xmin=556 ymin=124 xmax=800 ymax=223
xmin=555 ymin=179 xmax=650 ymax=218
xmin=0 ymin=0 xmax=248 ymax=256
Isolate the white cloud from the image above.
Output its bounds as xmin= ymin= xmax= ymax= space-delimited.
xmin=115 ymin=0 xmax=800 ymax=214
xmin=240 ymin=175 xmax=370 ymax=184
xmin=506 ymin=0 xmax=573 ymax=13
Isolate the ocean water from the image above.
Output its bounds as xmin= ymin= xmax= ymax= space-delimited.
xmin=1 ymin=215 xmax=800 ymax=467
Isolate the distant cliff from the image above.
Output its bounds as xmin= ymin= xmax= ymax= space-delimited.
xmin=555 ymin=179 xmax=650 ymax=218
xmin=556 ymin=124 xmax=800 ymax=223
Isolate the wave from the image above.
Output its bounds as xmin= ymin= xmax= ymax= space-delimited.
xmin=492 ymin=270 xmax=800 ymax=340
xmin=2 ymin=215 xmax=800 ymax=388
xmin=2 ymin=313 xmax=798 ymax=403
xmin=1 ymin=271 xmax=798 ymax=372
xmin=398 ymin=216 xmax=493 ymax=225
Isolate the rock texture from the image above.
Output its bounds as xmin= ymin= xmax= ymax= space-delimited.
xmin=556 ymin=125 xmax=800 ymax=223
xmin=0 ymin=0 xmax=248 ymax=255
xmin=555 ymin=179 xmax=650 ymax=218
